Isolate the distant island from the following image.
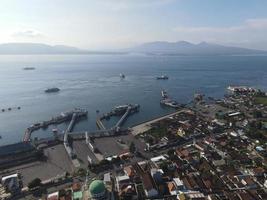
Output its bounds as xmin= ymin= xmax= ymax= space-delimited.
xmin=0 ymin=43 xmax=126 ymax=55
xmin=129 ymin=41 xmax=267 ymax=56
xmin=0 ymin=41 xmax=266 ymax=56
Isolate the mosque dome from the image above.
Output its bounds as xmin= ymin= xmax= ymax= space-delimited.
xmin=89 ymin=180 xmax=106 ymax=198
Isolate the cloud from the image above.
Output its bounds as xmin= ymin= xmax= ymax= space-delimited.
xmin=173 ymin=18 xmax=267 ymax=34
xmin=12 ymin=29 xmax=44 ymax=38
xmin=172 ymin=18 xmax=267 ymax=50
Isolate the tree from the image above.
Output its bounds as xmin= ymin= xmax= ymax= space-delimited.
xmin=129 ymin=142 xmax=136 ymax=153
xmin=253 ymin=110 xmax=262 ymax=118
xmin=67 ymin=135 xmax=74 ymax=147
xmin=58 ymin=189 xmax=66 ymax=197
xmin=167 ymin=149 xmax=175 ymax=157
xmin=28 ymin=178 xmax=42 ymax=189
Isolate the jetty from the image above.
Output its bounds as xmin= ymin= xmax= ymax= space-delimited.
xmin=23 ymin=108 xmax=87 ymax=142
xmin=97 ymin=104 xmax=140 ymax=132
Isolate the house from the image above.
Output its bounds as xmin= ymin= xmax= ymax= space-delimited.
xmin=1 ymin=174 xmax=20 ymax=194
xmin=116 ymin=174 xmax=130 ymax=193
xmin=124 ymin=166 xmax=136 ymax=178
xmin=167 ymin=181 xmax=178 ymax=196
xmin=142 ymin=173 xmax=158 ymax=198
xmin=47 ymin=191 xmax=59 ymax=200
xmin=178 ymin=191 xmax=206 ymax=200
xmin=150 ymin=168 xmax=164 ymax=184
xmin=119 ymin=184 xmax=138 ymax=200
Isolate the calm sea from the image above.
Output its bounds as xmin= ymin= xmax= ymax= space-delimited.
xmin=0 ymin=54 xmax=267 ymax=146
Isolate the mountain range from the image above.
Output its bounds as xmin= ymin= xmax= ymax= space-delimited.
xmin=130 ymin=41 xmax=266 ymax=55
xmin=0 ymin=41 xmax=266 ymax=55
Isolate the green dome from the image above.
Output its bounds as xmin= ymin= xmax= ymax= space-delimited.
xmin=89 ymin=180 xmax=105 ymax=195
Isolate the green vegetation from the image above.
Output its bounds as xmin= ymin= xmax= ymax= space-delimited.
xmin=254 ymin=96 xmax=267 ymax=106
xmin=28 ymin=178 xmax=42 ymax=189
xmin=247 ymin=127 xmax=267 ymax=144
xmin=148 ymin=126 xmax=167 ymax=138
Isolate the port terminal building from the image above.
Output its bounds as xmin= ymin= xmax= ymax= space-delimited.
xmin=0 ymin=142 xmax=42 ymax=170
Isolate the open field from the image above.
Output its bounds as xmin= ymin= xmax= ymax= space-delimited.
xmin=254 ymin=96 xmax=267 ymax=106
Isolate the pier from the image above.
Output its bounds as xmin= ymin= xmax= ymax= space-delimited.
xmin=23 ymin=108 xmax=87 ymax=142
xmin=66 ymin=113 xmax=77 ymax=133
xmin=115 ymin=105 xmax=131 ymax=128
xmin=97 ymin=104 xmax=140 ymax=132
xmin=96 ymin=118 xmax=106 ymax=130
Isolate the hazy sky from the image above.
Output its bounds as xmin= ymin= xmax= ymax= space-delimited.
xmin=1 ymin=0 xmax=267 ymax=50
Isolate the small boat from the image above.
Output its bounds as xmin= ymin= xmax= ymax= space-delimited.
xmin=96 ymin=110 xmax=100 ymax=113
xmin=0 ymin=135 xmax=2 ymax=139
xmin=156 ymin=75 xmax=168 ymax=80
xmin=120 ymin=73 xmax=125 ymax=79
xmin=52 ymin=128 xmax=58 ymax=133
xmin=1 ymin=109 xmax=5 ymax=112
xmin=8 ymin=108 xmax=12 ymax=111
xmin=45 ymin=88 xmax=60 ymax=93
xmin=17 ymin=107 xmax=21 ymax=110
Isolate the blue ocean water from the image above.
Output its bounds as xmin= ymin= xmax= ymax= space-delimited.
xmin=0 ymin=54 xmax=267 ymax=146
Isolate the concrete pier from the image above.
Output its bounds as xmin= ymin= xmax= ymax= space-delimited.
xmin=96 ymin=118 xmax=106 ymax=130
xmin=23 ymin=108 xmax=87 ymax=142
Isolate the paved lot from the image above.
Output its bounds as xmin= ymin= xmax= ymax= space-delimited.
xmin=93 ymin=134 xmax=146 ymax=157
xmin=73 ymin=140 xmax=98 ymax=167
xmin=2 ymin=144 xmax=74 ymax=186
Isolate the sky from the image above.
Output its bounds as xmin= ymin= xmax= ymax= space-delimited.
xmin=0 ymin=0 xmax=267 ymax=50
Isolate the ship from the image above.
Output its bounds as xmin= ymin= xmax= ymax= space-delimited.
xmin=160 ymin=99 xmax=180 ymax=108
xmin=156 ymin=75 xmax=168 ymax=80
xmin=23 ymin=67 xmax=35 ymax=70
xmin=161 ymin=90 xmax=168 ymax=99
xmin=45 ymin=88 xmax=60 ymax=93
xmin=120 ymin=73 xmax=125 ymax=78
xmin=160 ymin=90 xmax=180 ymax=108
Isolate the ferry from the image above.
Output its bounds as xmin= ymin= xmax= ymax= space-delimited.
xmin=156 ymin=75 xmax=168 ymax=80
xmin=45 ymin=88 xmax=60 ymax=93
